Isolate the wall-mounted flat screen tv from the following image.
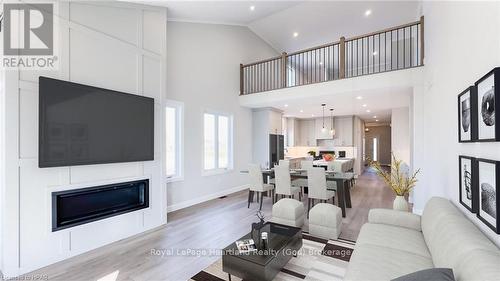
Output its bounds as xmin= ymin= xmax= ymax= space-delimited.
xmin=39 ymin=77 xmax=154 ymax=168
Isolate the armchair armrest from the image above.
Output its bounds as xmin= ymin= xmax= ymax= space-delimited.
xmin=368 ymin=209 xmax=422 ymax=231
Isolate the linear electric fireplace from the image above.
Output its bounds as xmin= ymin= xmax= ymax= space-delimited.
xmin=52 ymin=179 xmax=149 ymax=231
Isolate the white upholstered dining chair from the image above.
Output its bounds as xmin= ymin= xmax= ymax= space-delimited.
xmin=274 ymin=165 xmax=301 ymax=201
xmin=292 ymin=160 xmax=314 ymax=192
xmin=301 ymin=160 xmax=314 ymax=169
xmin=307 ymin=167 xmax=336 ymax=214
xmin=248 ymin=164 xmax=274 ymax=210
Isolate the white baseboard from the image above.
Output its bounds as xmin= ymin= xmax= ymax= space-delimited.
xmin=167 ymin=184 xmax=250 ymax=213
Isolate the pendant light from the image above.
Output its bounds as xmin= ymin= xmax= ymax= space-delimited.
xmin=330 ymin=108 xmax=335 ymax=136
xmin=321 ymin=103 xmax=326 ymax=132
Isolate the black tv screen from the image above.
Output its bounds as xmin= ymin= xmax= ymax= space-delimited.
xmin=39 ymin=77 xmax=154 ymax=167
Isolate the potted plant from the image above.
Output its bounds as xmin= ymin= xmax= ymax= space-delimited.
xmin=370 ymin=154 xmax=420 ymax=211
xmin=308 ymin=150 xmax=316 ymax=157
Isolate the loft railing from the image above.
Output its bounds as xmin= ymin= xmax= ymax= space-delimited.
xmin=240 ymin=16 xmax=424 ymax=95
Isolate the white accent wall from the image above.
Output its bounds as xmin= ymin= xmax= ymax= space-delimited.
xmin=412 ymin=1 xmax=500 ymax=246
xmin=1 ymin=2 xmax=167 ymax=275
xmin=165 ymin=22 xmax=278 ymax=212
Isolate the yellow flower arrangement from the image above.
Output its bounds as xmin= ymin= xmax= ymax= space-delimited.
xmin=370 ymin=154 xmax=420 ymax=196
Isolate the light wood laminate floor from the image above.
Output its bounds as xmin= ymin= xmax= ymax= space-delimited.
xmin=29 ymin=168 xmax=394 ymax=281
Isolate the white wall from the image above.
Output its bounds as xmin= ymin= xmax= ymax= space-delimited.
xmin=166 ymin=22 xmax=278 ymax=211
xmin=391 ymin=107 xmax=410 ymax=165
xmin=0 ymin=63 xmax=4 ymax=275
xmin=353 ymin=116 xmax=364 ymax=174
xmin=1 ymin=2 xmax=167 ymax=275
xmin=412 ymin=1 xmax=500 ymax=246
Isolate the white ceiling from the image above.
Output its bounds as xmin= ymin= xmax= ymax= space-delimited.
xmin=273 ymin=87 xmax=412 ymax=123
xmin=131 ymin=1 xmax=421 ymax=53
xmin=249 ymin=1 xmax=421 ymax=53
xmin=131 ymin=1 xmax=299 ymax=25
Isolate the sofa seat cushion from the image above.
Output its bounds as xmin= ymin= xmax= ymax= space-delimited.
xmin=357 ymin=223 xmax=431 ymax=259
xmin=344 ymin=244 xmax=434 ymax=281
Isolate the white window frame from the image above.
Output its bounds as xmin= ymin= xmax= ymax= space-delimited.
xmin=165 ymin=100 xmax=184 ymax=183
xmin=202 ymin=110 xmax=234 ymax=176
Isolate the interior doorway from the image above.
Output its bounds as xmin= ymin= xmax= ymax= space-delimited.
xmin=365 ymin=125 xmax=391 ymax=165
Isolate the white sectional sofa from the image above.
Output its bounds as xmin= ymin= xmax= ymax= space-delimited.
xmin=344 ymin=197 xmax=500 ymax=281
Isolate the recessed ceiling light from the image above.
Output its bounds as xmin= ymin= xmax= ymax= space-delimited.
xmin=300 ymin=109 xmax=304 ymax=113
xmin=356 ymin=96 xmax=363 ymax=100
xmin=293 ymin=32 xmax=299 ymax=38
xmin=366 ymin=110 xmax=371 ymax=113
xmin=362 ymin=104 xmax=367 ymax=107
xmin=311 ymin=114 xmax=315 ymax=117
xmin=373 ymin=51 xmax=377 ymax=55
xmin=365 ymin=9 xmax=372 ymax=16
xmin=319 ymin=62 xmax=323 ymax=65
xmin=373 ymin=116 xmax=377 ymax=118
xmin=284 ymin=104 xmax=288 ymax=107
xmin=250 ymin=5 xmax=255 ymax=11
xmin=376 ymin=119 xmax=379 ymax=122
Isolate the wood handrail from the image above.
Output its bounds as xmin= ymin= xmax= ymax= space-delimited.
xmin=286 ymin=41 xmax=340 ymax=57
xmin=242 ymin=55 xmax=282 ymax=68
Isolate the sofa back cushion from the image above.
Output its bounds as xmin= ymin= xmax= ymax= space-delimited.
xmin=421 ymin=197 xmax=500 ymax=281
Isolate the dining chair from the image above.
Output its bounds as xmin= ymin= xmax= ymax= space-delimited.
xmin=279 ymin=159 xmax=290 ymax=168
xmin=301 ymin=160 xmax=313 ymax=169
xmin=326 ymin=161 xmax=338 ymax=172
xmin=307 ymin=167 xmax=336 ymax=215
xmin=268 ymin=160 xmax=289 ymax=185
xmin=274 ymin=165 xmax=301 ymax=202
xmin=292 ymin=160 xmax=313 ymax=192
xmin=248 ymin=164 xmax=274 ymax=210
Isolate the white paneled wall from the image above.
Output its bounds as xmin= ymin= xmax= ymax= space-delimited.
xmin=1 ymin=2 xmax=167 ymax=276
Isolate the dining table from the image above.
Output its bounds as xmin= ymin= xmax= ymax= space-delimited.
xmin=242 ymin=169 xmax=354 ymax=217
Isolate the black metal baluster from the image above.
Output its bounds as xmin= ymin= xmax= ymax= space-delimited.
xmin=417 ymin=24 xmax=419 ymax=66
xmin=410 ymin=26 xmax=413 ymax=67
xmin=391 ymin=31 xmax=393 ymax=70
xmin=403 ymin=27 xmax=406 ymax=68
xmin=378 ymin=34 xmax=381 ymax=72
xmin=397 ymin=29 xmax=399 ymax=69
xmin=372 ymin=35 xmax=375 ymax=73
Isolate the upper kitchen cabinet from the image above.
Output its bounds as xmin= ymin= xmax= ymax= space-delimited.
xmin=315 ymin=117 xmax=334 ymax=140
xmin=334 ymin=116 xmax=354 ymax=146
xmin=297 ymin=119 xmax=316 ymax=146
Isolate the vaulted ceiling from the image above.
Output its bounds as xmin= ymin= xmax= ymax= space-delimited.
xmin=134 ymin=1 xmax=421 ymax=53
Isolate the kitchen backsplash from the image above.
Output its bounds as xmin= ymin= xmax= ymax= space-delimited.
xmin=286 ymin=146 xmax=357 ymax=158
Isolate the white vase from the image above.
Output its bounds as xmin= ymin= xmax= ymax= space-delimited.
xmin=393 ymin=196 xmax=408 ymax=211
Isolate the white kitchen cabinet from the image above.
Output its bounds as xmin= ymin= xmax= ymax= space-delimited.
xmin=315 ymin=117 xmax=334 ymax=139
xmin=285 ymin=118 xmax=302 ymax=147
xmin=334 ymin=116 xmax=354 ymax=146
xmin=297 ymin=119 xmax=315 ymax=146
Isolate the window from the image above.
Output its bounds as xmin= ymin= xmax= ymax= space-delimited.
xmin=166 ymin=100 xmax=183 ymax=181
xmin=203 ymin=111 xmax=233 ymax=174
xmin=373 ymin=137 xmax=378 ymax=162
